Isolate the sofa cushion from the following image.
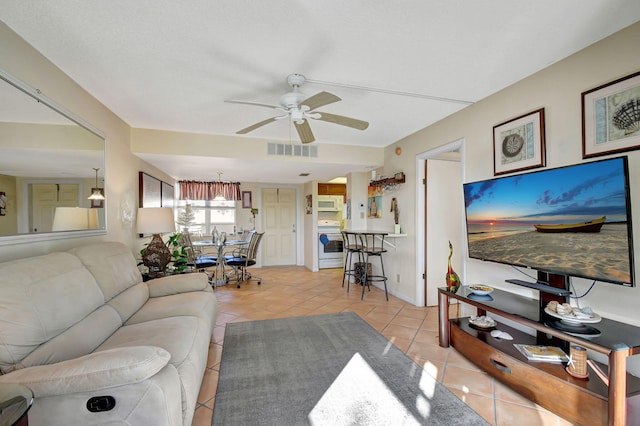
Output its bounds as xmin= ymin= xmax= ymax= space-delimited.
xmin=98 ymin=316 xmax=207 ymax=374
xmin=19 ymin=305 xmax=122 ymax=370
xmin=68 ymin=241 xmax=143 ymax=302
xmin=127 ymin=290 xmax=217 ymax=327
xmin=0 ymin=252 xmax=105 ymax=374
xmin=108 ymin=281 xmax=150 ymax=323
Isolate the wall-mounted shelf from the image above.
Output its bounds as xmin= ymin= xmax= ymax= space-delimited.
xmin=370 ymin=173 xmax=405 ymax=191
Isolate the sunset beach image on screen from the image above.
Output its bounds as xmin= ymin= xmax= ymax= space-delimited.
xmin=463 ymin=157 xmax=635 ymax=286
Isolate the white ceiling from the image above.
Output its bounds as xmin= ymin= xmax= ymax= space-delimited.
xmin=2 ymin=1 xmax=640 ymax=182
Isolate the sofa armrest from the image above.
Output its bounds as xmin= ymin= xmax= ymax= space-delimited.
xmin=0 ymin=346 xmax=170 ymax=398
xmin=147 ymin=272 xmax=212 ymax=297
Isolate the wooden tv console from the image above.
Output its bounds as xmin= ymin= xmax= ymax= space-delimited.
xmin=438 ymin=286 xmax=640 ymax=426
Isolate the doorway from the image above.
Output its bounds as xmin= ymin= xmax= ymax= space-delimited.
xmin=415 ymin=139 xmax=464 ymax=307
xmin=261 ymin=187 xmax=297 ymax=266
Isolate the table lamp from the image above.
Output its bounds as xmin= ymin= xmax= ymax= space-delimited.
xmin=88 ymin=208 xmax=100 ymax=230
xmin=52 ymin=207 xmax=90 ymax=231
xmin=137 ymin=207 xmax=175 ymax=275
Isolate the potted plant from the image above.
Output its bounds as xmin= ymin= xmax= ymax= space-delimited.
xmin=167 ymin=232 xmax=190 ymax=273
xmin=250 ymin=208 xmax=259 ymax=230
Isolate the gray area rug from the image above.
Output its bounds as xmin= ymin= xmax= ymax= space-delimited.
xmin=213 ymin=312 xmax=489 ymax=425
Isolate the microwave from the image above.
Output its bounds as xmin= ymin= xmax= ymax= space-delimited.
xmin=317 ymin=195 xmax=343 ymax=211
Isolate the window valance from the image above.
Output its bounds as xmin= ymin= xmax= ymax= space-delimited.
xmin=178 ymin=180 xmax=242 ymax=201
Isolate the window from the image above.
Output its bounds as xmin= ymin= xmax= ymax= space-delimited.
xmin=175 ymin=199 xmax=236 ymax=236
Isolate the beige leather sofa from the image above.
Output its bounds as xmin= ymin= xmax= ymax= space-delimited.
xmin=0 ymin=241 xmax=217 ymax=426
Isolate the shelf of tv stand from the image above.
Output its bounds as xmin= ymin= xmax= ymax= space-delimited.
xmin=438 ymin=286 xmax=640 ymax=426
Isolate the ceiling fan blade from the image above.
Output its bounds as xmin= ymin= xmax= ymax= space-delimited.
xmin=301 ymin=91 xmax=341 ymax=111
xmin=225 ymin=99 xmax=281 ymax=109
xmin=236 ymin=117 xmax=277 ymax=134
xmin=294 ymin=120 xmax=315 ymax=144
xmin=316 ymin=112 xmax=369 ymax=130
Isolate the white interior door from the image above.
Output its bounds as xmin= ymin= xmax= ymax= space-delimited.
xmin=425 ymin=158 xmax=462 ymax=306
xmin=262 ymin=187 xmax=296 ymax=266
xmin=31 ymin=183 xmax=80 ymax=233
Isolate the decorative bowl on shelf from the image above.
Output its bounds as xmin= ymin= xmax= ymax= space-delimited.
xmin=468 ymin=293 xmax=494 ymax=302
xmin=469 ymin=285 xmax=494 ymax=296
xmin=469 ymin=315 xmax=497 ymax=329
xmin=544 ymin=307 xmax=602 ymax=325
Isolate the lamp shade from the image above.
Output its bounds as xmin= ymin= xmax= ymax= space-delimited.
xmin=88 ymin=208 xmax=99 ymax=230
xmin=88 ymin=188 xmax=105 ymax=200
xmin=52 ymin=207 xmax=91 ymax=231
xmin=136 ymin=208 xmax=175 ymax=235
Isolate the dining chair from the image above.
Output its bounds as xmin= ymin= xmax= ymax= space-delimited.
xmin=180 ymin=231 xmax=217 ymax=278
xmin=225 ymin=231 xmax=264 ymax=288
xmin=240 ymin=229 xmax=253 ymax=241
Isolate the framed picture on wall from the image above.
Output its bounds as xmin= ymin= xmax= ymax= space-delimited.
xmin=493 ymin=108 xmax=546 ymax=176
xmin=367 ymin=186 xmax=382 ymax=218
xmin=582 ymin=70 xmax=640 ymax=158
xmin=242 ymin=191 xmax=252 ymax=208
xmin=0 ymin=191 xmax=6 ymax=216
xmin=161 ymin=181 xmax=174 ymax=208
xmin=306 ymin=194 xmax=312 ymax=214
xmin=139 ymin=172 xmax=162 ymax=208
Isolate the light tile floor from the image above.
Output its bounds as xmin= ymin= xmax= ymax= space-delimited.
xmin=193 ymin=266 xmax=574 ymax=426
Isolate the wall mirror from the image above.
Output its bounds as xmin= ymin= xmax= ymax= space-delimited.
xmin=0 ymin=69 xmax=106 ymax=246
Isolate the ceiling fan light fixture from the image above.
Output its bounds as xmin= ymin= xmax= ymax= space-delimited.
xmin=286 ymin=73 xmax=306 ymax=87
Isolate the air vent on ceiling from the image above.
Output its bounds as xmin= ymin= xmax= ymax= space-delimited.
xmin=267 ymin=142 xmax=318 ymax=158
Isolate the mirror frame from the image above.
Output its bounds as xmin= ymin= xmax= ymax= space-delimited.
xmin=0 ymin=68 xmax=107 ymax=246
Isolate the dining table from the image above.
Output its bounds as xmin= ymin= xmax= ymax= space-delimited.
xmin=193 ymin=237 xmax=248 ymax=286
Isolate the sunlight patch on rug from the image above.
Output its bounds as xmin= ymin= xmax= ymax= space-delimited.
xmin=309 ymin=352 xmax=437 ymax=425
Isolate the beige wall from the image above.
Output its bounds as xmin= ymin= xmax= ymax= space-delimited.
xmin=131 ymin=128 xmax=383 ymax=170
xmin=382 ymin=22 xmax=640 ymax=345
xmin=0 ymin=22 xmax=173 ymax=261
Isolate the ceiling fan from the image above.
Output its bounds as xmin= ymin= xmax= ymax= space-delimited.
xmin=225 ymin=73 xmax=369 ymax=144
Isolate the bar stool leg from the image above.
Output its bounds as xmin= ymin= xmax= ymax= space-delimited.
xmin=361 ymin=253 xmax=372 ymax=300
xmin=342 ymin=248 xmax=351 ymax=288
xmin=379 ymin=254 xmax=389 ymax=301
xmin=346 ymin=250 xmax=355 ymax=294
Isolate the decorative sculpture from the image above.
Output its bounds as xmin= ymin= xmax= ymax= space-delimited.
xmin=446 ymin=241 xmax=461 ymax=293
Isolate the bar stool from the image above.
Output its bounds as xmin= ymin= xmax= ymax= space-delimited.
xmin=359 ymin=232 xmax=389 ymax=301
xmin=341 ymin=231 xmax=365 ymax=294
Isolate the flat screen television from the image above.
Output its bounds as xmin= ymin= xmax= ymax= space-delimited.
xmin=463 ymin=156 xmax=635 ymax=287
